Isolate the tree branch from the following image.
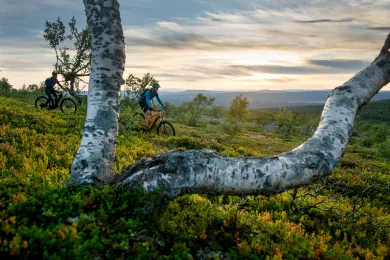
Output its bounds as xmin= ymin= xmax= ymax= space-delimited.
xmin=110 ymin=36 xmax=390 ymax=198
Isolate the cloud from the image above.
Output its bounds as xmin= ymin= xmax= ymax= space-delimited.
xmin=295 ymin=18 xmax=354 ymax=23
xmin=366 ymin=27 xmax=390 ymax=31
xmin=0 ymin=59 xmax=52 ymax=71
xmin=308 ymin=59 xmax=369 ymax=70
xmin=230 ymin=63 xmax=363 ymax=75
xmin=123 ymin=1 xmax=389 ymax=55
xmin=157 ymin=21 xmax=186 ymax=32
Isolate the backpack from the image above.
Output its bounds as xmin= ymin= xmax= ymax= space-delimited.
xmin=139 ymin=88 xmax=150 ymax=100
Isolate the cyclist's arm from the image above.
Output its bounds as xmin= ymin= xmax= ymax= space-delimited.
xmin=155 ymin=93 xmax=165 ymax=108
xmin=55 ymin=79 xmax=64 ymax=89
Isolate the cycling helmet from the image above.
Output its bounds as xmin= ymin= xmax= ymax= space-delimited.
xmin=152 ymin=82 xmax=160 ymax=88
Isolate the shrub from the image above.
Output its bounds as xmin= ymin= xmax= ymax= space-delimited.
xmin=222 ymin=118 xmax=242 ymax=136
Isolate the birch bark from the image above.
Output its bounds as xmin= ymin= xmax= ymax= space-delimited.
xmin=113 ymin=34 xmax=390 ymax=197
xmin=70 ymin=0 xmax=125 ymax=186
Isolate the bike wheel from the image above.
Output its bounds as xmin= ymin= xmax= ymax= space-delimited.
xmin=157 ymin=121 xmax=176 ymax=137
xmin=60 ymin=98 xmax=77 ymax=114
xmin=35 ymin=96 xmax=48 ymax=110
xmin=133 ymin=112 xmax=145 ymax=131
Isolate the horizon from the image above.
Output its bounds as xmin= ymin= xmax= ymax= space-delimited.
xmin=1 ymin=0 xmax=389 ymax=91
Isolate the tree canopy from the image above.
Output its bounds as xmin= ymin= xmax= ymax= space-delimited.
xmin=43 ymin=16 xmax=91 ymax=104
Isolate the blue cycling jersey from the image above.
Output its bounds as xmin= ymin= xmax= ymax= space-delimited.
xmin=141 ymin=89 xmax=165 ymax=109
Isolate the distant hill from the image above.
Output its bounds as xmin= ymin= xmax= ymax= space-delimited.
xmin=80 ymin=89 xmax=390 ymax=109
xmin=158 ymin=90 xmax=390 ymax=109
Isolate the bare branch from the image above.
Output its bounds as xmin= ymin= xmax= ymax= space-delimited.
xmin=380 ymin=33 xmax=390 ymax=53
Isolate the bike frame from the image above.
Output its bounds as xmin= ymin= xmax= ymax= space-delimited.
xmin=148 ymin=110 xmax=163 ymax=129
xmin=51 ymin=91 xmax=69 ymax=107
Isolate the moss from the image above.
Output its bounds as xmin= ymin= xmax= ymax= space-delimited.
xmin=0 ymin=95 xmax=389 ymax=258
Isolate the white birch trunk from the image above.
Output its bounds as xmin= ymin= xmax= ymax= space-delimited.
xmin=70 ymin=0 xmax=125 ymax=186
xmin=112 ymin=34 xmax=390 ymax=197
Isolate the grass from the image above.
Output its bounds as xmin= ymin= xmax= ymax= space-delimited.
xmin=0 ymin=94 xmax=389 ymax=259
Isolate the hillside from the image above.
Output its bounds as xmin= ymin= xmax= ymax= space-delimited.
xmin=0 ymin=94 xmax=389 ymax=259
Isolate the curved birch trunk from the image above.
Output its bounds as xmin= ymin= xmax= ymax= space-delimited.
xmin=112 ymin=34 xmax=390 ymax=197
xmin=69 ymin=0 xmax=125 ymax=186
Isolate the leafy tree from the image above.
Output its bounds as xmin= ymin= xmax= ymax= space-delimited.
xmin=229 ymin=94 xmax=249 ymax=122
xmin=222 ymin=118 xmax=241 ymax=136
xmin=26 ymin=84 xmax=40 ymax=91
xmin=274 ymin=108 xmax=296 ymax=136
xmin=0 ymin=77 xmax=12 ymax=92
xmin=251 ymin=110 xmax=274 ymax=127
xmin=43 ymin=16 xmax=91 ymax=104
xmin=124 ymin=73 xmax=156 ymax=98
xmin=181 ymin=93 xmax=215 ymax=126
xmin=210 ymin=105 xmax=228 ymax=119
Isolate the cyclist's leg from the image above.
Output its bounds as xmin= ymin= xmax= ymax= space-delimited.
xmin=51 ymin=89 xmax=58 ymax=106
xmin=139 ymin=100 xmax=150 ymax=128
xmin=45 ymin=87 xmax=52 ymax=107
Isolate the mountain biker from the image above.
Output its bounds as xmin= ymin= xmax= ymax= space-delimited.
xmin=44 ymin=71 xmax=63 ymax=108
xmin=139 ymin=81 xmax=167 ymax=129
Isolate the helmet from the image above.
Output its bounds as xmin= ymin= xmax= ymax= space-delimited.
xmin=152 ymin=82 xmax=160 ymax=88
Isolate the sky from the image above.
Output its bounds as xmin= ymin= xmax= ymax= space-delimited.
xmin=0 ymin=0 xmax=389 ymax=91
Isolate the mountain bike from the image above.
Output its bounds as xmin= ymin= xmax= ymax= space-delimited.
xmin=134 ymin=109 xmax=175 ymax=136
xmin=34 ymin=91 xmax=77 ymax=114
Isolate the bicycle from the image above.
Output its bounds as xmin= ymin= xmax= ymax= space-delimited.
xmin=34 ymin=91 xmax=77 ymax=114
xmin=133 ymin=109 xmax=176 ymax=136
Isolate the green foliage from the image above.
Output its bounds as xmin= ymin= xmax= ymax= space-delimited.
xmin=43 ymin=16 xmax=91 ymax=100
xmin=210 ymin=105 xmax=228 ymax=119
xmin=0 ymin=78 xmax=13 ymax=96
xmin=222 ymin=118 xmax=242 ymax=136
xmin=357 ymin=99 xmax=390 ymax=124
xmin=0 ymin=95 xmax=390 ymax=258
xmin=274 ymin=108 xmax=296 ymax=136
xmin=124 ymin=73 xmax=156 ymax=98
xmin=229 ymin=94 xmax=249 ymax=122
xmin=179 ymin=93 xmax=216 ymax=126
xmin=251 ymin=110 xmax=274 ymax=127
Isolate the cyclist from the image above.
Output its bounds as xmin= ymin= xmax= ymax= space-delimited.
xmin=44 ymin=71 xmax=64 ymax=108
xmin=139 ymin=81 xmax=167 ymax=129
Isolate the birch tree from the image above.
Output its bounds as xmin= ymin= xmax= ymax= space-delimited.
xmin=70 ymin=0 xmax=390 ymax=199
xmin=69 ymin=0 xmax=125 ymax=186
xmin=111 ymin=34 xmax=390 ymax=198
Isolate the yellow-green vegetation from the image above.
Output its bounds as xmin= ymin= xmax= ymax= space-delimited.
xmin=1 ymin=94 xmax=390 ymax=259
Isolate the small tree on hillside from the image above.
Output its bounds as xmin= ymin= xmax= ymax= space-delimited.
xmin=43 ymin=16 xmax=91 ymax=104
xmin=122 ymin=73 xmax=157 ymax=110
xmin=274 ymin=108 xmax=296 ymax=136
xmin=0 ymin=77 xmax=12 ymax=92
xmin=210 ymin=105 xmax=228 ymax=119
xmin=229 ymin=94 xmax=249 ymax=122
xmin=124 ymin=73 xmax=156 ymax=98
xmin=251 ymin=110 xmax=274 ymax=127
xmin=26 ymin=84 xmax=41 ymax=92
xmin=181 ymin=93 xmax=215 ymax=126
